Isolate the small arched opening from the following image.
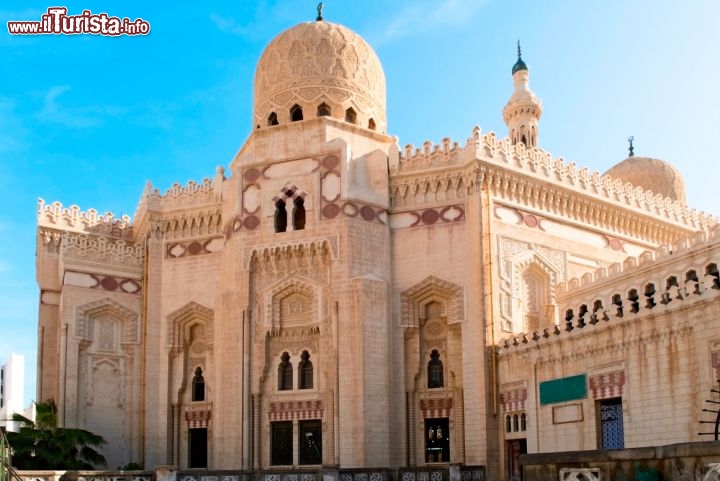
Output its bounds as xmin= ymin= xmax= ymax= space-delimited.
xmin=291 ymin=104 xmax=304 ymax=122
xmin=317 ymin=103 xmax=331 ymax=117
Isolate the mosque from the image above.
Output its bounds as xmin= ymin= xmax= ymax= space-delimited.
xmin=34 ymin=9 xmax=720 ymax=481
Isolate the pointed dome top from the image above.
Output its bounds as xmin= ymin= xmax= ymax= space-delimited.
xmin=512 ymin=41 xmax=528 ymax=75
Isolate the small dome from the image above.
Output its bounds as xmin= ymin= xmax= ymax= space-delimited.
xmin=512 ymin=58 xmax=527 ymax=75
xmin=254 ymin=20 xmax=386 ymax=131
xmin=603 ymin=156 xmax=686 ymax=203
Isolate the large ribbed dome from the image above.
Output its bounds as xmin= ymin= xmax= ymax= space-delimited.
xmin=254 ymin=20 xmax=386 ymax=132
xmin=604 ymin=156 xmax=687 ymax=203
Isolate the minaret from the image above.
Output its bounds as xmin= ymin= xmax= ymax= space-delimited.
xmin=503 ymin=42 xmax=542 ymax=147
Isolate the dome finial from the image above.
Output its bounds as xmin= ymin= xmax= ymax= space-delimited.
xmin=316 ymin=2 xmax=323 ymax=21
xmin=512 ymin=40 xmax=528 ymax=75
xmin=628 ymin=136 xmax=634 ymax=157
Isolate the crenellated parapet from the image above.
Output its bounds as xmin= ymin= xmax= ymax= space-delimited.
xmin=390 ymin=129 xmax=483 ymax=208
xmin=38 ymin=198 xmax=133 ymax=238
xmin=498 ymin=225 xmax=720 ymax=354
xmin=133 ymin=168 xmax=225 ymax=242
xmin=476 ymin=131 xmax=717 ymax=231
xmin=391 ymin=127 xmax=716 ymax=243
xmin=134 ymin=168 xmax=224 ymax=230
xmin=393 ymin=133 xmax=478 ymax=174
xmin=556 ymin=224 xmax=720 ymax=299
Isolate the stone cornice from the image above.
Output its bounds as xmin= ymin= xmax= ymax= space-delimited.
xmin=498 ymin=258 xmax=718 ymax=360
xmin=58 ymin=231 xmax=144 ymax=272
xmin=389 ymin=128 xmax=717 ymax=237
xmin=133 ymin=170 xmax=225 ymax=238
xmin=132 ymin=207 xmax=223 ymax=242
xmin=556 ymin=224 xmax=720 ymax=302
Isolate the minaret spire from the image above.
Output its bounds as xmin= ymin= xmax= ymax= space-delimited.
xmin=503 ymin=41 xmax=542 ymax=147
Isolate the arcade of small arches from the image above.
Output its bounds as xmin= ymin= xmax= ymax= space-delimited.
xmin=264 ymin=102 xmax=377 ymax=131
xmin=563 ymin=262 xmax=720 ymax=324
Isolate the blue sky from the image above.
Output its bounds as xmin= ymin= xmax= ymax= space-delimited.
xmin=1 ymin=0 xmax=719 ymax=406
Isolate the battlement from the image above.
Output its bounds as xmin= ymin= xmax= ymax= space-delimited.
xmin=393 ymin=127 xmax=717 ymax=229
xmin=498 ymin=226 xmax=720 ymax=354
xmin=37 ymin=198 xmax=132 ymax=236
xmin=394 ymin=134 xmax=472 ymax=173
xmin=558 ymin=224 xmax=720 ymax=297
xmin=480 ymin=130 xmax=718 ymax=229
xmin=134 ymin=168 xmax=225 ymax=223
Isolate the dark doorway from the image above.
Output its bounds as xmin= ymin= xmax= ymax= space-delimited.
xmin=506 ymin=438 xmax=527 ymax=481
xmin=424 ymin=418 xmax=449 ymax=463
xmin=188 ymin=428 xmax=207 ymax=468
xmin=271 ymin=421 xmax=293 ymax=465
xmin=299 ymin=419 xmax=322 ymax=465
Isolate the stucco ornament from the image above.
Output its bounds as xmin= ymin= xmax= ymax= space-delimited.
xmin=254 ymin=20 xmax=386 ymax=131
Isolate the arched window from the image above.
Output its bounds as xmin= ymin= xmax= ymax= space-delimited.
xmin=686 ymin=270 xmax=700 ymax=295
xmin=275 ymin=200 xmax=287 ymax=233
xmin=612 ymin=294 xmax=623 ymax=317
xmin=644 ymin=283 xmax=656 ymax=309
xmin=291 ymin=104 xmax=303 ymax=122
xmin=344 ymin=107 xmax=356 ymax=124
xmin=192 ymin=367 xmax=205 ymax=402
xmin=427 ymin=349 xmax=444 ymax=388
xmin=520 ymin=413 xmax=527 ymax=431
xmin=292 ymin=197 xmax=306 ymax=231
xmin=707 ymin=263 xmax=720 ymax=289
xmin=278 ymin=352 xmax=293 ymax=390
xmin=268 ymin=112 xmax=279 ymax=126
xmin=505 ymin=415 xmax=512 ymax=433
xmin=368 ymin=118 xmax=376 ymax=130
xmin=299 ymin=350 xmax=313 ymax=389
xmin=317 ymin=103 xmax=331 ymax=117
xmin=628 ymin=289 xmax=640 ymax=313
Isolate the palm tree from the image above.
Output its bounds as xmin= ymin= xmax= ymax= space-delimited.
xmin=6 ymin=399 xmax=107 ymax=470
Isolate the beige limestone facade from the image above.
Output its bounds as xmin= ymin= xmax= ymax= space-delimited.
xmin=34 ymin=16 xmax=720 ymax=481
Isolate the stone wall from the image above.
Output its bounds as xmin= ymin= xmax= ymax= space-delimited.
xmin=520 ymin=441 xmax=720 ymax=481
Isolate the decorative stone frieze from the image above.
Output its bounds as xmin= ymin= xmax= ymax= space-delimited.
xmin=268 ymin=400 xmax=324 ymax=421
xmin=244 ymin=235 xmax=339 ymax=271
xmin=499 ymin=387 xmax=528 ymax=413
xmin=185 ymin=403 xmax=212 ymax=428
xmin=419 ymin=397 xmax=453 ymax=418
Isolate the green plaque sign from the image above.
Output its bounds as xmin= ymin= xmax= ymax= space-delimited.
xmin=539 ymin=374 xmax=587 ymax=405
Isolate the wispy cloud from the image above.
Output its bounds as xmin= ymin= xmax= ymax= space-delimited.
xmin=36 ymin=85 xmax=126 ymax=129
xmin=210 ymin=12 xmax=253 ymax=37
xmin=371 ymin=0 xmax=490 ymax=46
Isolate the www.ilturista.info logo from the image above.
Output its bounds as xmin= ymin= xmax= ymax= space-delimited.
xmin=7 ymin=7 xmax=150 ymax=36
